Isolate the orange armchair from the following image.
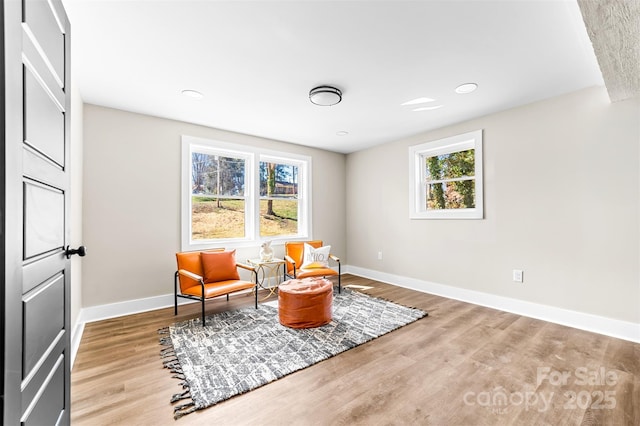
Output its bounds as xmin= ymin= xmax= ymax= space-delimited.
xmin=174 ymin=249 xmax=257 ymax=325
xmin=284 ymin=240 xmax=341 ymax=293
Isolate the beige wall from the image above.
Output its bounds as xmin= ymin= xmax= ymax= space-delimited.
xmin=82 ymin=105 xmax=346 ymax=307
xmin=346 ymin=87 xmax=640 ymax=323
xmin=70 ymin=85 xmax=83 ymax=327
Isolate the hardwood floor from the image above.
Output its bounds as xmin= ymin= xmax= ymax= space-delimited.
xmin=71 ymin=275 xmax=640 ymax=425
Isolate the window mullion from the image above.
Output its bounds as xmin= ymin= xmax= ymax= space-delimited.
xmin=244 ymin=153 xmax=257 ymax=241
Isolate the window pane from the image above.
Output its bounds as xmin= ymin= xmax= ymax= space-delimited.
xmin=192 ymin=152 xmax=245 ymax=196
xmin=260 ymin=199 xmax=298 ymax=237
xmin=426 ymin=179 xmax=475 ymax=210
xmin=425 ymin=149 xmax=475 ymax=182
xmin=191 ymin=196 xmax=245 ymax=239
xmin=259 ymin=162 xmax=298 ymax=198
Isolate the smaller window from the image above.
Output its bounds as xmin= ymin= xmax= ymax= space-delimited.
xmin=409 ymin=130 xmax=483 ymax=219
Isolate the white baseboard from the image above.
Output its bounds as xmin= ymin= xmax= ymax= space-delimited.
xmin=70 ymin=321 xmax=84 ymax=369
xmin=344 ymin=265 xmax=640 ymax=344
xmin=76 ymin=293 xmax=182 ymax=325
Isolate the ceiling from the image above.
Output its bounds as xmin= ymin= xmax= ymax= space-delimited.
xmin=62 ymin=0 xmax=604 ymax=154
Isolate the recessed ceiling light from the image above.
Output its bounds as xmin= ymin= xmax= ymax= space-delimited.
xmin=401 ymin=97 xmax=435 ymax=106
xmin=336 ymin=131 xmax=349 ymax=136
xmin=182 ymin=89 xmax=204 ymax=99
xmin=455 ymin=83 xmax=478 ymax=94
xmin=412 ymin=105 xmax=443 ymax=112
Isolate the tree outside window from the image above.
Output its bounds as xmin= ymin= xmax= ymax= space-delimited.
xmin=259 ymin=160 xmax=299 ymax=237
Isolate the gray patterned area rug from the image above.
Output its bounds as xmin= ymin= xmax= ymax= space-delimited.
xmin=159 ymin=289 xmax=427 ymax=419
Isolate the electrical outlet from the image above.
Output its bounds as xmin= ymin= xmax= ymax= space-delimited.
xmin=513 ymin=269 xmax=524 ymax=283
xmin=377 ymin=251 xmax=383 ymax=260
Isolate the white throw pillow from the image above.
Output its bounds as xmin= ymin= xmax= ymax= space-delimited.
xmin=300 ymin=243 xmax=331 ymax=269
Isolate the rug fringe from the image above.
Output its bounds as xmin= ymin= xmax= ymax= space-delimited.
xmin=171 ymin=389 xmax=191 ymax=403
xmin=163 ymin=358 xmax=180 ymax=367
xmin=173 ymin=402 xmax=196 ymax=420
xmin=162 ymin=355 xmax=178 ymax=363
xmin=165 ymin=364 xmax=183 ymax=375
xmin=160 ymin=348 xmax=175 ymax=357
xmin=159 ymin=326 xmax=196 ymax=421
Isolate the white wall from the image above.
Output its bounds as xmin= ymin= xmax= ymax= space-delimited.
xmin=81 ymin=105 xmax=346 ymax=307
xmin=346 ymin=86 xmax=640 ymax=324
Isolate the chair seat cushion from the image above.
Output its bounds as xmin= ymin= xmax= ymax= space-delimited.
xmin=182 ymin=280 xmax=255 ymax=298
xmin=296 ymin=267 xmax=338 ymax=278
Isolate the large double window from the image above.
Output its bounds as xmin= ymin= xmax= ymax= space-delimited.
xmin=409 ymin=130 xmax=483 ymax=219
xmin=182 ymin=136 xmax=311 ymax=250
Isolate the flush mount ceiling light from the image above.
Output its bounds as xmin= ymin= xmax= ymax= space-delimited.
xmin=455 ymin=83 xmax=478 ymax=94
xmin=336 ymin=131 xmax=349 ymax=136
xmin=309 ymin=85 xmax=342 ymax=106
xmin=181 ymin=89 xmax=204 ymax=99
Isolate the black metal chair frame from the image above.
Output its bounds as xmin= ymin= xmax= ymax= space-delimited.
xmin=174 ymin=267 xmax=258 ymax=326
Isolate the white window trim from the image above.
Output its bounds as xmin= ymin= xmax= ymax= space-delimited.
xmin=181 ymin=135 xmax=312 ymax=251
xmin=409 ymin=130 xmax=483 ymax=219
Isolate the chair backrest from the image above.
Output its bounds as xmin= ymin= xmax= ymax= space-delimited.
xmin=176 ymin=248 xmax=224 ymax=291
xmin=284 ymin=240 xmax=323 ymax=273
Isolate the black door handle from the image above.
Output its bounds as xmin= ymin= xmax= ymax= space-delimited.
xmin=65 ymin=245 xmax=87 ymax=259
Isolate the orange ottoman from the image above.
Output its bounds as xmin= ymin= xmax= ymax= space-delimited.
xmin=278 ymin=278 xmax=333 ymax=329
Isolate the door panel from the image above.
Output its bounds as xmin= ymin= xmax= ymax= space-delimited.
xmin=21 ymin=355 xmax=65 ymax=426
xmin=23 ymin=0 xmax=65 ymax=87
xmin=23 ymin=180 xmax=65 ymax=259
xmin=22 ymin=274 xmax=65 ymax=378
xmin=20 ymin=329 xmax=65 ymax=415
xmin=24 ymin=66 xmax=65 ymax=165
